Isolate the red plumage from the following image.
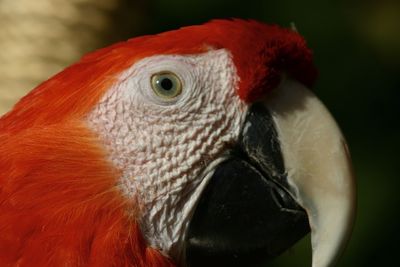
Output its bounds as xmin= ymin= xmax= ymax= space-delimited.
xmin=0 ymin=123 xmax=175 ymax=267
xmin=0 ymin=19 xmax=316 ymax=266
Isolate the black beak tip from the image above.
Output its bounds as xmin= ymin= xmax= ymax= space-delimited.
xmin=185 ymin=159 xmax=309 ymax=267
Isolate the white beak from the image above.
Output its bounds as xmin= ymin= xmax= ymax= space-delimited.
xmin=265 ymin=77 xmax=356 ymax=267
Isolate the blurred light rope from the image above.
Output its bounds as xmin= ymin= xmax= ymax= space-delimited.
xmin=0 ymin=0 xmax=146 ymax=115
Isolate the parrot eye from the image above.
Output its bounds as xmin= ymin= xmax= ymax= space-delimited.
xmin=151 ymin=72 xmax=182 ymax=99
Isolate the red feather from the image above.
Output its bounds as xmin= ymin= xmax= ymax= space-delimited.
xmin=0 ymin=19 xmax=316 ymax=266
xmin=0 ymin=122 xmax=175 ymax=266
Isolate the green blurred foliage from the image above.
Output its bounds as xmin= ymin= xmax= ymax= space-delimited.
xmin=126 ymin=0 xmax=399 ymax=266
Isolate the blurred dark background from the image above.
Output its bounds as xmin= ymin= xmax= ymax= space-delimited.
xmin=1 ymin=0 xmax=399 ymax=266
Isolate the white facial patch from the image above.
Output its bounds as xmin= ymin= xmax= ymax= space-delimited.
xmin=87 ymin=49 xmax=247 ymax=261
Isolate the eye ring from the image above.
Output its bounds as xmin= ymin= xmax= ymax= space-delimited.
xmin=151 ymin=71 xmax=183 ymax=99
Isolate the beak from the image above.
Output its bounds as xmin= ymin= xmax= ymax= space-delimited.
xmin=184 ymin=78 xmax=356 ymax=267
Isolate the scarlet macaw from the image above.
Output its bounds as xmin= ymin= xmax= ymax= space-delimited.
xmin=0 ymin=19 xmax=355 ymax=267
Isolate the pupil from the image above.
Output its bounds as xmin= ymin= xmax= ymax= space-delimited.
xmin=160 ymin=78 xmax=173 ymax=91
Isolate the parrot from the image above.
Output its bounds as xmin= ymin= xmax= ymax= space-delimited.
xmin=0 ymin=19 xmax=356 ymax=267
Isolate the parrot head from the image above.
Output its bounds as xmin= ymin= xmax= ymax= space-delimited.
xmin=0 ymin=19 xmax=355 ymax=267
